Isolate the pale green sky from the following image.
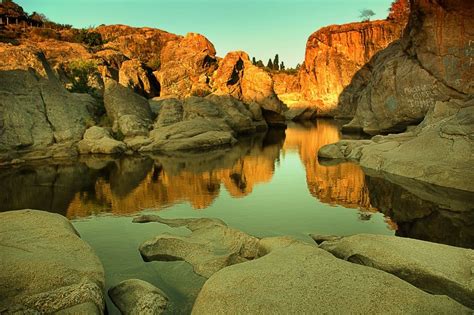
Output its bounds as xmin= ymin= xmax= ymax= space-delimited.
xmin=17 ymin=0 xmax=394 ymax=67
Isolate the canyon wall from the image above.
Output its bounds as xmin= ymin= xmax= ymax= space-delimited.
xmin=319 ymin=0 xmax=474 ymax=192
xmin=299 ymin=20 xmax=406 ymax=115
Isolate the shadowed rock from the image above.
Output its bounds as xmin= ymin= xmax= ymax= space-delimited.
xmin=108 ymin=279 xmax=168 ymax=315
xmin=318 ymin=234 xmax=474 ymax=309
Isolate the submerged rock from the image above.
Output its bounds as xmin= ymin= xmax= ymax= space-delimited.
xmin=192 ymin=240 xmax=469 ymax=314
xmin=0 ymin=209 xmax=105 ymax=314
xmin=108 ymin=279 xmax=168 ymax=315
xmin=318 ymin=234 xmax=474 ymax=309
xmin=134 ymin=215 xmax=260 ymax=278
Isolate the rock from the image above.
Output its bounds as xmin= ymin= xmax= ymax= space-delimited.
xmin=0 ymin=209 xmax=105 ymax=314
xmin=212 ymin=51 xmax=287 ymax=115
xmin=108 ymin=279 xmax=168 ymax=315
xmin=318 ymin=234 xmax=474 ymax=309
xmin=134 ymin=215 xmax=260 ymax=278
xmin=299 ymin=19 xmax=406 ymax=115
xmin=272 ymin=72 xmax=300 ymax=96
xmin=192 ymin=240 xmax=469 ymax=314
xmin=78 ymin=126 xmax=127 ymax=154
xmin=155 ymin=32 xmax=217 ymax=97
xmin=247 ymin=102 xmax=263 ymax=121
xmin=342 ymin=0 xmax=473 ymax=133
xmin=284 ymin=107 xmax=317 ymax=121
xmin=153 ymin=98 xmax=184 ymax=128
xmin=119 ymin=59 xmax=160 ymax=98
xmin=319 ymin=102 xmax=474 ymax=192
xmin=0 ymin=44 xmax=97 ymax=161
xmin=103 ymin=78 xmax=153 ymax=137
xmin=95 ymin=25 xmax=180 ymax=65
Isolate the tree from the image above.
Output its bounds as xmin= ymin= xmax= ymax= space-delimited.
xmin=267 ymin=59 xmax=273 ymax=69
xmin=273 ymin=54 xmax=279 ymax=70
xmin=280 ymin=61 xmax=285 ymax=70
xmin=256 ymin=60 xmax=264 ymax=68
xmin=252 ymin=57 xmax=257 ymax=65
xmin=295 ymin=63 xmax=301 ymax=70
xmin=359 ymin=9 xmax=375 ymax=22
xmin=387 ymin=0 xmax=409 ymax=21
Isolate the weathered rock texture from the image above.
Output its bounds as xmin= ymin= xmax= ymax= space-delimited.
xmin=0 ymin=44 xmax=97 ymax=162
xmin=212 ymin=51 xmax=287 ymax=117
xmin=108 ymin=279 xmax=168 ymax=315
xmin=0 ymin=209 xmax=105 ymax=314
xmin=318 ymin=0 xmax=474 ymax=192
xmin=343 ymin=0 xmax=473 ymax=133
xmin=299 ymin=19 xmax=406 ymax=115
xmin=119 ymin=59 xmax=160 ymax=98
xmin=78 ymin=126 xmax=127 ymax=154
xmin=134 ymin=215 xmax=260 ymax=278
xmin=319 ymin=234 xmax=474 ymax=309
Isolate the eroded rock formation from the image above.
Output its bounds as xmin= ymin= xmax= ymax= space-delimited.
xmin=299 ymin=19 xmax=406 ymax=115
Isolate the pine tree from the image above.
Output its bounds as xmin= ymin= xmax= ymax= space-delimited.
xmin=256 ymin=60 xmax=264 ymax=68
xmin=267 ymin=59 xmax=273 ymax=69
xmin=273 ymin=54 xmax=279 ymax=70
xmin=252 ymin=57 xmax=257 ymax=65
xmin=295 ymin=63 xmax=301 ymax=70
xmin=280 ymin=61 xmax=285 ymax=70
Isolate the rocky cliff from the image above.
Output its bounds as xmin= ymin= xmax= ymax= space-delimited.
xmin=319 ymin=0 xmax=474 ymax=192
xmin=299 ymin=19 xmax=406 ymax=115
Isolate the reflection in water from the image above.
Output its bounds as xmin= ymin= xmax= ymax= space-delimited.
xmin=365 ymin=173 xmax=474 ymax=248
xmin=283 ymin=120 xmax=372 ymax=210
xmin=1 ymin=120 xmax=472 ymax=247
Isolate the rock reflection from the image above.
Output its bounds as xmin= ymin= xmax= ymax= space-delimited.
xmin=365 ymin=172 xmax=474 ymax=248
xmin=284 ymin=120 xmax=373 ymax=211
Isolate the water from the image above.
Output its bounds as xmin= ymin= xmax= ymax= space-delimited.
xmin=1 ymin=119 xmax=472 ymax=314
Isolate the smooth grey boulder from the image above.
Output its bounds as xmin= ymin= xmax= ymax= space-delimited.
xmin=108 ymin=279 xmax=168 ymax=315
xmin=78 ymin=126 xmax=127 ymax=154
xmin=104 ymin=78 xmax=153 ymax=137
xmin=0 ymin=209 xmax=105 ymax=314
xmin=134 ymin=215 xmax=260 ymax=278
xmin=192 ymin=241 xmax=470 ymax=314
xmin=318 ymin=234 xmax=474 ymax=309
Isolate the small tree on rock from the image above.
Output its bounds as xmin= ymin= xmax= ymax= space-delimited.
xmin=252 ymin=57 xmax=257 ymax=65
xmin=359 ymin=9 xmax=375 ymax=22
xmin=267 ymin=59 xmax=273 ymax=69
xmin=273 ymin=54 xmax=279 ymax=70
xmin=280 ymin=61 xmax=285 ymax=70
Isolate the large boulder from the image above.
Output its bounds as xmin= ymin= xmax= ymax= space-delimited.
xmin=78 ymin=126 xmax=127 ymax=154
xmin=318 ymin=234 xmax=474 ymax=309
xmin=0 ymin=44 xmax=97 ymax=162
xmin=212 ymin=51 xmax=287 ymax=115
xmin=119 ymin=59 xmax=160 ymax=98
xmin=108 ymin=279 xmax=168 ymax=315
xmin=0 ymin=209 xmax=105 ymax=314
xmin=103 ymin=78 xmax=153 ymax=137
xmin=318 ymin=100 xmax=474 ymax=192
xmin=134 ymin=215 xmax=260 ymax=278
xmin=192 ymin=239 xmax=469 ymax=314
xmin=154 ymin=33 xmax=217 ymax=96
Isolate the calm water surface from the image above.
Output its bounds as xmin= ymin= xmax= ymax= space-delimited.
xmin=1 ymin=119 xmax=472 ymax=314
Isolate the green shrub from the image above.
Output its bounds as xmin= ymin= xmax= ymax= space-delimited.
xmin=67 ymin=59 xmax=98 ymax=94
xmin=73 ymin=29 xmax=104 ymax=47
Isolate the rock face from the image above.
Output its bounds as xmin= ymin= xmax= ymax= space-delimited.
xmin=212 ymin=51 xmax=287 ymax=117
xmin=0 ymin=209 xmax=105 ymax=314
xmin=319 ymin=0 xmax=474 ymax=192
xmin=108 ymin=279 xmax=168 ymax=315
xmin=192 ymin=238 xmax=469 ymax=314
xmin=0 ymin=44 xmax=97 ymax=162
xmin=134 ymin=215 xmax=260 ymax=278
xmin=103 ymin=78 xmax=153 ymax=137
xmin=140 ymin=95 xmax=265 ymax=152
xmin=319 ymin=234 xmax=474 ymax=309
xmin=299 ymin=20 xmax=405 ymax=115
xmin=155 ymin=33 xmax=217 ymax=97
xmin=119 ymin=59 xmax=160 ymax=98
xmin=343 ymin=0 xmax=473 ymax=133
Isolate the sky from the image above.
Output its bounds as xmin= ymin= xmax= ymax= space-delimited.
xmin=16 ymin=0 xmax=394 ymax=67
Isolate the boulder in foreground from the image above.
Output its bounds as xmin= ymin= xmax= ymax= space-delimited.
xmin=0 ymin=209 xmax=105 ymax=314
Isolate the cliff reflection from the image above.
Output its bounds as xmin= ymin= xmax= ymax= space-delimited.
xmin=283 ymin=120 xmax=373 ymax=210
